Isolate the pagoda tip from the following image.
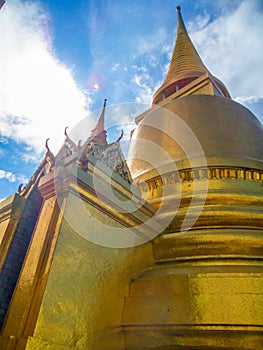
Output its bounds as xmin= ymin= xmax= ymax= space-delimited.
xmin=176 ymin=5 xmax=181 ymax=11
xmin=103 ymin=99 xmax=107 ymax=108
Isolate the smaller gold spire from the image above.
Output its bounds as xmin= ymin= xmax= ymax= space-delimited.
xmin=87 ymin=99 xmax=107 ymax=143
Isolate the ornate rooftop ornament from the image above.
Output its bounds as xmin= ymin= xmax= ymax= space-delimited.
xmin=63 ymin=126 xmax=78 ymax=153
xmin=86 ymin=99 xmax=107 ymax=144
xmin=116 ymin=130 xmax=124 ymax=143
xmin=17 ymin=183 xmax=24 ymax=194
xmin=54 ymin=127 xmax=78 ymax=165
xmin=82 ymin=99 xmax=108 ymax=158
xmin=44 ymin=138 xmax=55 ymax=174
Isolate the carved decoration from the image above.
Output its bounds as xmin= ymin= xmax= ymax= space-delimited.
xmin=116 ymin=130 xmax=124 ymax=143
xmin=17 ymin=183 xmax=24 ymax=194
xmin=98 ymin=143 xmax=132 ymax=183
xmin=55 ymin=127 xmax=78 ymax=164
xmin=44 ymin=139 xmax=55 ymax=174
xmin=138 ymin=166 xmax=263 ymax=193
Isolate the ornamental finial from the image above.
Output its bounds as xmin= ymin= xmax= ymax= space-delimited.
xmin=116 ymin=130 xmax=124 ymax=143
xmin=64 ymin=126 xmax=69 ymax=137
xmin=45 ymin=138 xmax=51 ymax=152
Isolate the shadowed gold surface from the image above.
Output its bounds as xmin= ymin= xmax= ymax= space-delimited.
xmin=0 ymin=194 xmax=26 ymax=272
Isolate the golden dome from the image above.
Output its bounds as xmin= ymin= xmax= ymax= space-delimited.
xmin=128 ymin=95 xmax=263 ymax=181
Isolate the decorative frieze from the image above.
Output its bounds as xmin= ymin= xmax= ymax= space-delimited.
xmin=138 ymin=166 xmax=263 ymax=193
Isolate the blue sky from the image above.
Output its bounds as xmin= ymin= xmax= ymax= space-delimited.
xmin=0 ymin=0 xmax=263 ymax=200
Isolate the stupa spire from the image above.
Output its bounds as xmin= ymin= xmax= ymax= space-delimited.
xmin=176 ymin=5 xmax=187 ymax=33
xmin=152 ymin=6 xmax=230 ymax=104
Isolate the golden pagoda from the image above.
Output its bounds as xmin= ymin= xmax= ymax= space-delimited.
xmin=0 ymin=6 xmax=262 ymax=350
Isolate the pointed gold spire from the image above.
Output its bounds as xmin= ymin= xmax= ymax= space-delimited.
xmin=152 ymin=6 xmax=230 ymax=104
xmin=87 ymin=99 xmax=107 ymax=143
xmin=96 ymin=98 xmax=107 ymax=131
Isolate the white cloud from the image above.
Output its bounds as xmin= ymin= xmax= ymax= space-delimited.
xmin=0 ymin=136 xmax=8 ymax=144
xmin=0 ymin=0 xmax=91 ymax=155
xmin=190 ymin=14 xmax=211 ymax=31
xmin=0 ymin=168 xmax=28 ymax=184
xmin=190 ymin=0 xmax=263 ymax=100
xmin=146 ymin=54 xmax=159 ymax=68
xmin=234 ymin=95 xmax=263 ymax=124
xmin=132 ymin=74 xmax=143 ymax=87
xmin=0 ymin=169 xmax=16 ymax=183
xmin=131 ymin=63 xmax=163 ymax=105
xmin=111 ymin=63 xmax=120 ymax=71
xmin=135 ymin=90 xmax=152 ymax=105
xmin=132 ymin=72 xmax=153 ymax=105
xmin=132 ymin=65 xmax=147 ymax=73
xmin=235 ymin=95 xmax=263 ymax=104
xmin=137 ymin=27 xmax=170 ymax=55
xmin=21 ymin=151 xmax=43 ymax=164
xmin=17 ymin=174 xmax=29 ymax=184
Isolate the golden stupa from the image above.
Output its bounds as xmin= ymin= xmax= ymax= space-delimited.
xmin=0 ymin=6 xmax=262 ymax=350
xmin=127 ymin=6 xmax=263 ymax=348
